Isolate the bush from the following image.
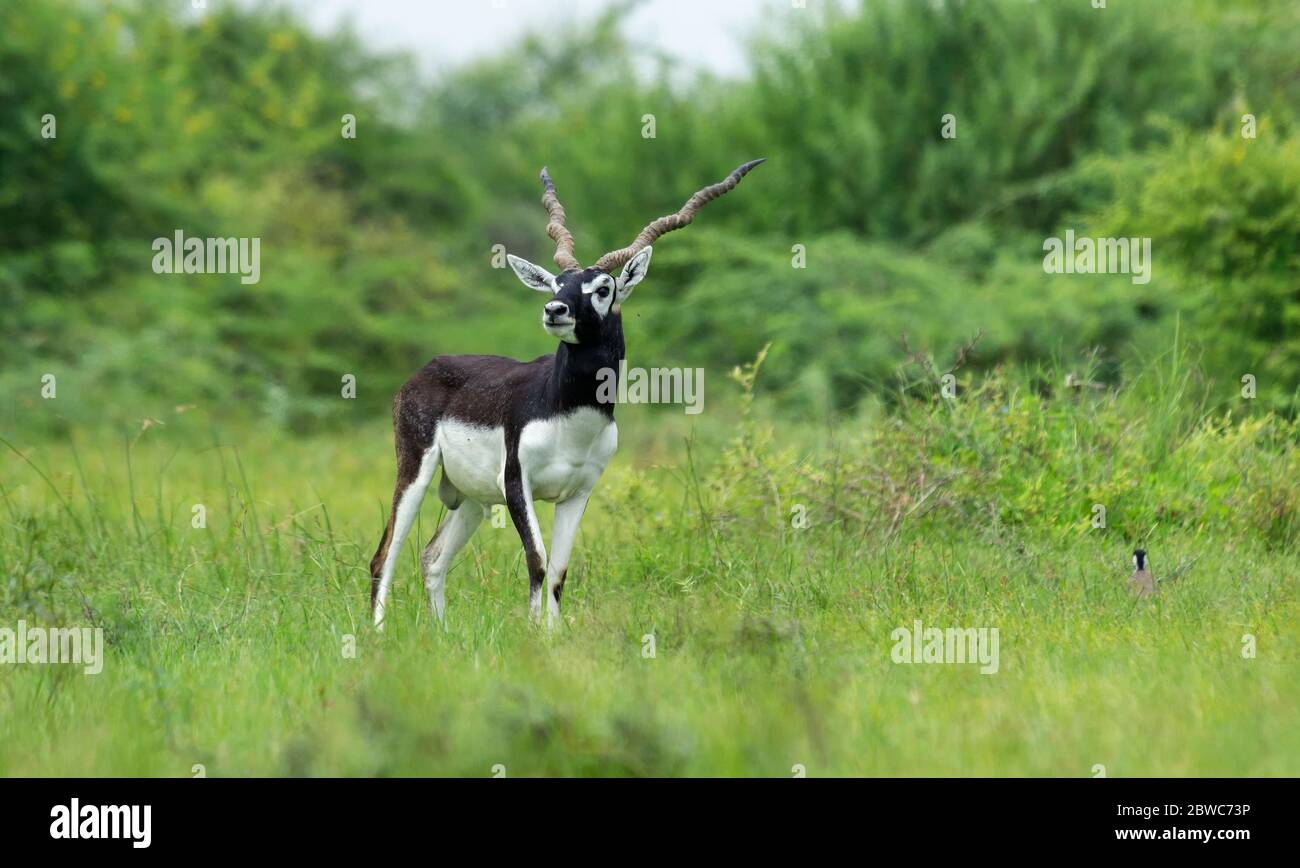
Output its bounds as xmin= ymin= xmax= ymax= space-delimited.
xmin=1091 ymin=128 xmax=1300 ymax=411
xmin=638 ymin=230 xmax=1147 ymax=414
xmin=711 ymin=349 xmax=1300 ymax=551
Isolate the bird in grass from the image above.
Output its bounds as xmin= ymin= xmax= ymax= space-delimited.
xmin=1130 ymin=549 xmax=1157 ymax=598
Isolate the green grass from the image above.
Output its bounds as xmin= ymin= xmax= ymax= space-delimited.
xmin=1 ymin=356 xmax=1298 ymax=776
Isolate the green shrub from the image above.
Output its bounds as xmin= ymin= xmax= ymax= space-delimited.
xmin=718 ymin=350 xmax=1300 ymax=551
xmin=1091 ymin=129 xmax=1300 ymax=411
xmin=639 ymin=230 xmax=1145 ymax=413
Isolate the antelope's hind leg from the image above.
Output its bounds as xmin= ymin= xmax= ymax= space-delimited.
xmin=370 ymin=443 xmax=441 ymax=630
xmin=421 ymin=501 xmax=484 ymax=625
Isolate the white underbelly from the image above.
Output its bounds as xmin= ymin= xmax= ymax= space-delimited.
xmin=436 ymin=419 xmax=507 ymax=504
xmin=436 ymin=410 xmax=617 ymax=505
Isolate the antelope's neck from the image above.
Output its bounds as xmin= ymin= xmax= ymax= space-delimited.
xmin=551 ymin=318 xmax=624 ymax=416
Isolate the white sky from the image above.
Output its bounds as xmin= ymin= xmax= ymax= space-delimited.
xmin=282 ymin=0 xmax=782 ymax=78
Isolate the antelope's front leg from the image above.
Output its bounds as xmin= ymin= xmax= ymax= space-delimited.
xmin=545 ymin=492 xmax=592 ymax=630
xmin=504 ymin=465 xmax=548 ymax=623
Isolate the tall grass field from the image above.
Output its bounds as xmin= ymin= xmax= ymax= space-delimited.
xmin=3 ymin=349 xmax=1297 ymax=776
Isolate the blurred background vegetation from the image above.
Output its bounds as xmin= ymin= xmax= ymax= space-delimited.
xmin=2 ymin=0 xmax=1298 ymax=435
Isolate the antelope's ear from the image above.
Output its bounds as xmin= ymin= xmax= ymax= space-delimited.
xmin=506 ymin=254 xmax=557 ymax=294
xmin=614 ymin=246 xmax=652 ymax=308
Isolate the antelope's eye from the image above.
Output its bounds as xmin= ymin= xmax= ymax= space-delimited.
xmin=596 ymin=286 xmax=611 ymax=299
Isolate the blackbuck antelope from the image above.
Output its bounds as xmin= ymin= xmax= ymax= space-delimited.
xmin=370 ymin=159 xmax=765 ymax=629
